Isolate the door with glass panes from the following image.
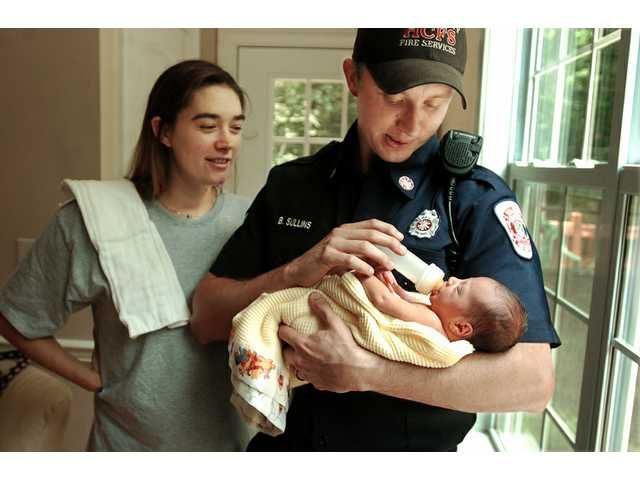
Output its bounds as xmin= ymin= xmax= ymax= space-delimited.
xmin=236 ymin=46 xmax=356 ymax=199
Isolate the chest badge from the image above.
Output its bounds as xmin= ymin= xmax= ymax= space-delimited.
xmin=409 ymin=209 xmax=439 ymax=239
xmin=398 ymin=175 xmax=415 ymax=191
xmin=277 ymin=215 xmax=312 ymax=230
xmin=494 ymin=200 xmax=532 ymax=260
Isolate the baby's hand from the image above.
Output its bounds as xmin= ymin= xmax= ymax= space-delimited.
xmin=375 ymin=271 xmax=418 ymax=302
xmin=384 ymin=276 xmax=425 ymax=304
xmin=376 ymin=271 xmax=397 ymax=292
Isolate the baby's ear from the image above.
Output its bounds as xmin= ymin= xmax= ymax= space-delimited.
xmin=454 ymin=319 xmax=473 ymax=339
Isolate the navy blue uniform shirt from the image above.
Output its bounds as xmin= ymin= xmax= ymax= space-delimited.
xmin=211 ymin=123 xmax=560 ymax=451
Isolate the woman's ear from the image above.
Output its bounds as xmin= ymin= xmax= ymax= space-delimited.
xmin=151 ymin=116 xmax=171 ymax=148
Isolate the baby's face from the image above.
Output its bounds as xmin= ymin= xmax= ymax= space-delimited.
xmin=430 ymin=277 xmax=498 ymax=330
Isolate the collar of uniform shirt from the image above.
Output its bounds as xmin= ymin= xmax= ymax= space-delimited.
xmin=328 ymin=122 xmax=363 ymax=184
xmin=383 ymin=135 xmax=439 ymax=200
xmin=329 ymin=125 xmax=439 ymax=201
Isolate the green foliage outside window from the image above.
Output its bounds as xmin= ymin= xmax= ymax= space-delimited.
xmin=540 ymin=28 xmax=561 ymax=69
xmin=273 ymin=80 xmax=306 ymax=138
xmin=591 ymin=44 xmax=619 ymax=162
xmin=272 ymin=142 xmax=304 ymax=166
xmin=558 ymin=56 xmax=591 ymax=165
xmin=533 ymin=72 xmax=557 ymax=161
xmin=272 ymin=78 xmax=357 ymax=167
xmin=310 ymin=83 xmax=342 ymax=138
xmin=568 ymin=29 xmax=594 ymax=55
xmin=531 ymin=29 xmax=619 ymax=166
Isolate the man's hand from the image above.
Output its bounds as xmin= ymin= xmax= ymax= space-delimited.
xmin=278 ymin=293 xmax=381 ymax=393
xmin=283 ymin=219 xmax=406 ymax=288
xmin=191 ymin=218 xmax=405 ymax=345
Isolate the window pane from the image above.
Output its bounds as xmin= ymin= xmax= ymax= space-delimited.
xmin=558 ymin=55 xmax=592 ymax=165
xmin=567 ymin=29 xmax=593 ymax=54
xmin=533 ymin=71 xmax=558 ymax=161
xmin=551 ymin=306 xmax=588 ymax=433
xmin=514 ymin=181 xmax=534 ymax=222
xmin=540 ymin=28 xmax=561 ymax=69
xmin=539 ymin=185 xmax=565 ymax=292
xmin=603 ymin=28 xmax=619 ymax=37
xmin=310 ymin=82 xmax=342 ymax=138
xmin=618 ymin=196 xmax=640 ymax=348
xmin=521 ymin=412 xmax=544 ymax=450
xmin=493 ymin=411 xmax=543 ymax=451
xmin=591 ymin=43 xmax=619 ymax=163
xmin=517 ymin=182 xmax=564 ymax=292
xmin=558 ymin=187 xmax=602 ymax=313
xmin=543 ymin=417 xmax=574 ymax=451
xmin=606 ymin=351 xmax=640 ymax=451
xmin=516 ymin=181 xmax=563 ymax=292
xmin=273 ymin=80 xmax=306 ymax=138
xmin=309 ymin=142 xmax=330 ymax=156
xmin=627 ymin=38 xmax=640 ymax=165
xmin=630 ymin=370 xmax=640 ymax=452
xmin=272 ymin=142 xmax=304 ymax=166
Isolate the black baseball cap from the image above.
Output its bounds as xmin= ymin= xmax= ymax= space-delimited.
xmin=352 ymin=28 xmax=467 ymax=109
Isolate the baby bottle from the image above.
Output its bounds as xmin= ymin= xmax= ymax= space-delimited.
xmin=377 ymin=245 xmax=445 ymax=294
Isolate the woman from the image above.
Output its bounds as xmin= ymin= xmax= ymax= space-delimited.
xmin=0 ymin=60 xmax=253 ymax=451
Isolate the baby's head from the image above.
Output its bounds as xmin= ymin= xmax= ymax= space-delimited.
xmin=466 ymin=278 xmax=527 ymax=352
xmin=429 ymin=276 xmax=527 ymax=352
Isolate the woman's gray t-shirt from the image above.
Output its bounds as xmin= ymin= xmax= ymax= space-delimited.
xmin=0 ymin=191 xmax=254 ymax=451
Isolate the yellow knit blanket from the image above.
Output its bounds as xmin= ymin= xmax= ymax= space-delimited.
xmin=228 ymin=272 xmax=474 ymax=436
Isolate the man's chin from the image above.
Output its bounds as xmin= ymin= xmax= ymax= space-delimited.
xmin=375 ymin=141 xmax=417 ymax=163
xmin=378 ymin=150 xmax=413 ymax=164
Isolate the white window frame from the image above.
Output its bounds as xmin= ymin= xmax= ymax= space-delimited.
xmin=521 ymin=29 xmax=623 ymax=167
xmin=480 ymin=28 xmax=640 ymax=451
xmin=271 ymin=77 xmax=354 ymax=163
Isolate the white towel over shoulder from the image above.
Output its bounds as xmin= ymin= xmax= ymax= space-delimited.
xmin=62 ymin=179 xmax=189 ymax=338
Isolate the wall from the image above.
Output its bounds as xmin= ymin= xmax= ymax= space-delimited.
xmin=440 ymin=28 xmax=484 ymax=137
xmin=0 ymin=28 xmax=100 ymax=451
xmin=0 ymin=29 xmax=101 ymax=286
xmin=200 ymin=29 xmax=217 ymax=63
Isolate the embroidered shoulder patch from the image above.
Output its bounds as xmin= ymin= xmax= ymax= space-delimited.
xmin=494 ymin=200 xmax=533 ymax=260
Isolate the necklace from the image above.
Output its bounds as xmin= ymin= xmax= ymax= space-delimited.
xmin=157 ymin=192 xmax=217 ymax=219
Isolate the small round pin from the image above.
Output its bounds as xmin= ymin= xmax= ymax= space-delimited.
xmin=398 ymin=175 xmax=414 ymax=191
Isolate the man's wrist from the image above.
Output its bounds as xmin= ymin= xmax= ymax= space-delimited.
xmin=281 ymin=260 xmax=298 ymax=288
xmin=355 ymin=350 xmax=388 ymax=392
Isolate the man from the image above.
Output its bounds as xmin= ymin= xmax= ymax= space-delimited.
xmin=191 ymin=28 xmax=560 ymax=451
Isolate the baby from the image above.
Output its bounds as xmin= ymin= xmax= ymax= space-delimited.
xmin=360 ymin=272 xmax=527 ymax=353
